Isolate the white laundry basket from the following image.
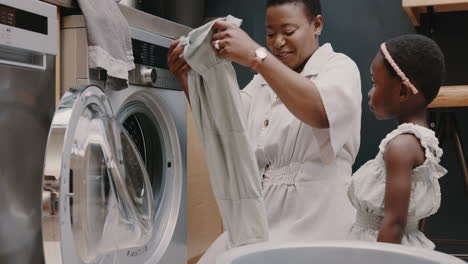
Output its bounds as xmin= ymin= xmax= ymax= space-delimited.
xmin=217 ymin=241 xmax=465 ymax=264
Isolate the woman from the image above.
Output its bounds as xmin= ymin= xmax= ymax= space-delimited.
xmin=167 ymin=0 xmax=362 ymax=262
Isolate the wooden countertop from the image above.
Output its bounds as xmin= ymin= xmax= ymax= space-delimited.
xmin=403 ymin=0 xmax=468 ymax=25
xmin=429 ymin=85 xmax=468 ymax=108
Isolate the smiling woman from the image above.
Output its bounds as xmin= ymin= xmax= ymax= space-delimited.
xmin=167 ymin=1 xmax=363 ymax=263
xmin=265 ymin=1 xmax=321 ymax=72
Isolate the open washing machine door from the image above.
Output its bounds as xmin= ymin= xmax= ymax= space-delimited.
xmin=41 ymin=85 xmax=157 ymax=264
xmin=109 ymin=87 xmax=186 ymax=264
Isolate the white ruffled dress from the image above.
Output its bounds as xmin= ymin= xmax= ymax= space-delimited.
xmin=347 ymin=123 xmax=447 ymax=249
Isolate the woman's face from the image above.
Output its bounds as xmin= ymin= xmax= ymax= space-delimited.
xmin=265 ymin=3 xmax=322 ymax=71
xmin=368 ymin=51 xmax=401 ymax=120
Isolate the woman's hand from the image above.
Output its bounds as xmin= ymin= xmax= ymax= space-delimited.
xmin=167 ymin=39 xmax=191 ymax=98
xmin=211 ymin=21 xmax=261 ymax=68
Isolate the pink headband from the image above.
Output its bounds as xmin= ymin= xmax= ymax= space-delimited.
xmin=380 ymin=43 xmax=418 ymax=94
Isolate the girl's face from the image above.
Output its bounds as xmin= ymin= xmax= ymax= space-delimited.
xmin=368 ymin=51 xmax=402 ymax=120
xmin=265 ymin=3 xmax=322 ymax=72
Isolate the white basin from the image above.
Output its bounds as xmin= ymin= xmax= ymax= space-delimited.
xmin=217 ymin=241 xmax=465 ymax=264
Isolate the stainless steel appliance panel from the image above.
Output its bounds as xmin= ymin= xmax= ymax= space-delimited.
xmin=0 ymin=55 xmax=55 ymax=264
xmin=0 ymin=1 xmax=57 ymax=263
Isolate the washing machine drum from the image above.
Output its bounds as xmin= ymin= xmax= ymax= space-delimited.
xmin=41 ymin=86 xmax=180 ymax=264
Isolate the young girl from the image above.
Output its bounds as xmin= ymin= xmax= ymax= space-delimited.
xmin=347 ymin=34 xmax=447 ymax=250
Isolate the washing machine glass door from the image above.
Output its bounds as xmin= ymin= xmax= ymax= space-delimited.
xmin=41 ymin=86 xmax=155 ymax=264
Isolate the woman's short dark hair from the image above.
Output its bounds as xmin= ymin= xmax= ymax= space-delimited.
xmin=266 ymin=0 xmax=322 ymax=20
xmin=383 ymin=34 xmax=445 ymax=104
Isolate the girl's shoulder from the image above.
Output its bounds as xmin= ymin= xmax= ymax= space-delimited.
xmin=379 ymin=123 xmax=441 ymax=157
xmin=379 ymin=123 xmax=446 ymax=178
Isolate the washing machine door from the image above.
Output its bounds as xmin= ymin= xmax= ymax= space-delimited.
xmin=41 ymin=86 xmax=155 ymax=264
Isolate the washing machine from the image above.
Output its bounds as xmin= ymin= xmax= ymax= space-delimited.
xmin=40 ymin=7 xmax=191 ymax=264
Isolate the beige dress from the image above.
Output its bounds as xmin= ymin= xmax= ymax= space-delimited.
xmin=347 ymin=123 xmax=447 ymax=249
xmin=198 ymin=43 xmax=362 ymax=264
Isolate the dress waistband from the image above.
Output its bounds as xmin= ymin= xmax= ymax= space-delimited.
xmin=262 ymin=162 xmax=303 ymax=186
xmin=356 ymin=211 xmax=419 ymax=232
xmin=262 ymin=159 xmax=351 ymax=187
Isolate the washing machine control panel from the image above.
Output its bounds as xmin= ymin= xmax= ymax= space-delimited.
xmin=129 ymin=37 xmax=180 ymax=90
xmin=129 ymin=64 xmax=179 ymax=90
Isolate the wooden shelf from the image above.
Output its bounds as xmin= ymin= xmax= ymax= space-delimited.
xmin=428 ymin=85 xmax=468 ymax=108
xmin=41 ymin=0 xmax=75 ymax=8
xmin=403 ymin=0 xmax=468 ymax=25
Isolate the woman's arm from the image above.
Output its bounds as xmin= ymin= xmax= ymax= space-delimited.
xmin=167 ymin=39 xmax=191 ymax=103
xmin=212 ymin=21 xmax=328 ymax=128
xmin=378 ymin=134 xmax=422 ymax=243
xmin=256 ymin=54 xmax=328 ymax=128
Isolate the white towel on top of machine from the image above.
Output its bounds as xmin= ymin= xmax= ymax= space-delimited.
xmin=180 ymin=15 xmax=269 ymax=249
xmin=77 ymin=0 xmax=135 ymax=80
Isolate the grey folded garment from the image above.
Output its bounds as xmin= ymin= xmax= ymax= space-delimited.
xmin=77 ymin=0 xmax=135 ymax=80
xmin=180 ymin=15 xmax=269 ymax=249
